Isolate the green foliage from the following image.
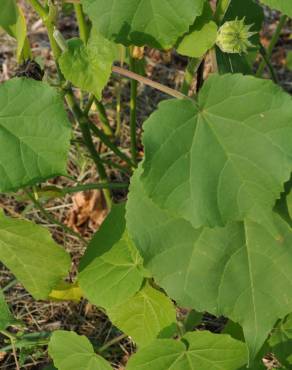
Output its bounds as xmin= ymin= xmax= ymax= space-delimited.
xmin=176 ymin=2 xmax=218 ymax=58
xmin=269 ymin=314 xmax=292 ymax=367
xmin=82 ymin=0 xmax=205 ymax=48
xmin=0 ymin=210 xmax=71 ymax=299
xmin=140 ymin=74 xmax=292 ymax=236
xmin=108 ymin=283 xmax=177 ymax=347
xmin=48 ymin=331 xmax=111 ymax=370
xmin=59 ymin=29 xmax=116 ymax=100
xmin=79 ymin=205 xmax=145 ymax=310
xmin=0 ymin=78 xmax=71 ymax=192
xmin=127 ymin=166 xmax=292 ymax=360
xmin=0 ymin=289 xmax=13 ymax=330
xmin=1 ymin=0 xmax=292 ymax=368
xmin=126 ymin=331 xmax=247 ymax=370
xmin=260 ymin=0 xmax=292 ymax=16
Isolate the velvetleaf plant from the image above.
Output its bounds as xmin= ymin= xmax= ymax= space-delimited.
xmin=0 ymin=0 xmax=292 ymax=369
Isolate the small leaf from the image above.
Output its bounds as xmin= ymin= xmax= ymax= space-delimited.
xmin=0 ymin=289 xmax=13 ymax=331
xmin=49 ymin=281 xmax=83 ymax=303
xmin=176 ymin=3 xmax=217 ymax=58
xmin=59 ymin=29 xmax=116 ymax=100
xmin=0 ymin=78 xmax=71 ymax=192
xmin=48 ymin=330 xmax=112 ymax=370
xmin=260 ymin=0 xmax=292 ymax=17
xmin=269 ymin=314 xmax=292 ymax=367
xmin=82 ymin=0 xmax=205 ymax=49
xmin=79 ymin=204 xmax=144 ymax=309
xmin=0 ymin=211 xmax=71 ymax=300
xmin=108 ymin=283 xmax=177 ymax=347
xmin=126 ymin=331 xmax=247 ymax=370
xmin=140 ymin=73 xmax=292 ymax=235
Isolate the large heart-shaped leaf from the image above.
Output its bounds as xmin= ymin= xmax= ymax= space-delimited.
xmin=82 ymin=0 xmax=205 ymax=49
xmin=48 ymin=331 xmax=112 ymax=370
xmin=141 ymin=74 xmax=292 ymax=235
xmin=0 ymin=78 xmax=71 ymax=192
xmin=0 ymin=211 xmax=71 ymax=299
xmin=108 ymin=283 xmax=176 ymax=347
xmin=126 ymin=331 xmax=247 ymax=370
xmin=59 ymin=29 xmax=116 ymax=100
xmin=127 ymin=167 xmax=292 ymax=360
xmin=260 ymin=0 xmax=292 ymax=17
xmin=79 ymin=205 xmax=144 ymax=309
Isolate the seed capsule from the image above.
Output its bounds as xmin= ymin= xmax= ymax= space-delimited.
xmin=216 ymin=17 xmax=256 ymax=54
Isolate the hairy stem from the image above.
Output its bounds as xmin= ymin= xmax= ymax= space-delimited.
xmin=65 ymin=92 xmax=112 ymax=208
xmin=181 ymin=58 xmax=201 ymax=95
xmin=258 ymin=44 xmax=278 ymax=83
xmin=256 ymin=15 xmax=287 ymax=77
xmin=74 ymin=3 xmax=90 ymax=43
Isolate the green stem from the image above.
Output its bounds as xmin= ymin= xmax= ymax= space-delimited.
xmin=43 ymin=182 xmax=129 ymax=196
xmin=129 ymin=55 xmax=138 ymax=165
xmin=181 ymin=58 xmax=201 ymax=95
xmin=25 ymin=190 xmax=86 ymax=243
xmin=214 ymin=0 xmax=231 ymax=23
xmin=258 ymin=44 xmax=278 ymax=83
xmin=65 ymin=92 xmax=112 ymax=208
xmin=27 ymin=0 xmax=47 ymax=19
xmin=256 ymin=15 xmax=287 ymax=77
xmin=74 ymin=3 xmax=90 ymax=43
xmin=95 ymin=99 xmax=113 ymax=136
xmin=89 ymin=122 xmax=135 ymax=168
xmin=98 ymin=333 xmax=127 ymax=353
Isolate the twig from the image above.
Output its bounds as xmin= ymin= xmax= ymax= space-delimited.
xmin=24 ymin=190 xmax=86 ymax=243
xmin=112 ymin=66 xmax=189 ymax=100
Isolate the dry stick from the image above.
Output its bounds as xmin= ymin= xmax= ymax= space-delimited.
xmin=112 ymin=66 xmax=189 ymax=100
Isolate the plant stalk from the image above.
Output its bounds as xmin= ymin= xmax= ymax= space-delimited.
xmin=74 ymin=3 xmax=90 ymax=43
xmin=181 ymin=58 xmax=201 ymax=95
xmin=25 ymin=190 xmax=86 ymax=243
xmin=129 ymin=55 xmax=138 ymax=165
xmin=256 ymin=15 xmax=287 ymax=77
xmin=258 ymin=44 xmax=278 ymax=83
xmin=65 ymin=92 xmax=112 ymax=208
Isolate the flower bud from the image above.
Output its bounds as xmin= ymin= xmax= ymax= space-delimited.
xmin=216 ymin=17 xmax=256 ymax=54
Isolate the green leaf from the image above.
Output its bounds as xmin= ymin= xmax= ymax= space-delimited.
xmin=0 ymin=0 xmax=18 ymax=28
xmin=0 ymin=289 xmax=13 ymax=330
xmin=108 ymin=283 xmax=177 ymax=347
xmin=48 ymin=330 xmax=112 ymax=370
xmin=82 ymin=0 xmax=205 ymax=49
xmin=126 ymin=331 xmax=247 ymax=370
xmin=260 ymin=0 xmax=292 ymax=16
xmin=59 ymin=29 xmax=116 ymax=100
xmin=79 ymin=205 xmax=144 ymax=310
xmin=140 ymin=74 xmax=292 ymax=235
xmin=269 ymin=314 xmax=292 ymax=367
xmin=127 ymin=167 xmax=292 ymax=360
xmin=0 ymin=211 xmax=71 ymax=300
xmin=176 ymin=3 xmax=217 ymax=58
xmin=286 ymin=51 xmax=292 ymax=71
xmin=0 ymin=78 xmax=71 ymax=192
